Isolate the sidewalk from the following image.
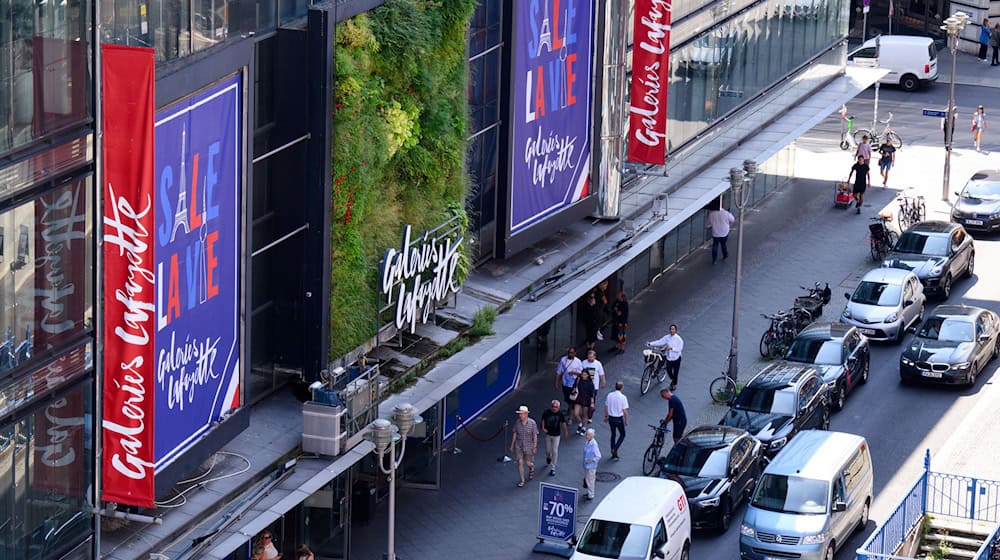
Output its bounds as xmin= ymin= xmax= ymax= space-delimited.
xmin=932 ymin=48 xmax=1000 ymax=89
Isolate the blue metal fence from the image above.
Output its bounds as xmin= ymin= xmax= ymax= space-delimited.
xmin=856 ymin=471 xmax=926 ymax=560
xmin=971 ymin=522 xmax=1000 ymax=560
xmin=926 ymin=471 xmax=1000 ymax=523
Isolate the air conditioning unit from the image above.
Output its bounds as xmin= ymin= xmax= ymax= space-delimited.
xmin=340 ymin=376 xmax=385 ymax=421
xmin=302 ymin=402 xmax=346 ymax=456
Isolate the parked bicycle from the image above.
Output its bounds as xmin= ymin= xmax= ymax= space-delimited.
xmin=640 ymin=345 xmax=670 ymax=396
xmin=794 ymin=282 xmax=831 ymax=320
xmin=759 ymin=311 xmax=798 ymax=359
xmin=896 ymin=194 xmax=926 ymax=230
xmin=868 ymin=214 xmax=898 ymax=262
xmin=710 ymin=358 xmax=739 ymax=405
xmin=642 ymin=422 xmax=671 ymax=476
xmin=840 ymin=113 xmax=856 ymax=150
xmin=854 ymin=112 xmax=903 ymax=149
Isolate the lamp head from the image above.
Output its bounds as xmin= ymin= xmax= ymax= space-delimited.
xmin=368 ymin=418 xmax=398 ymax=455
xmin=729 ymin=167 xmax=745 ymax=189
xmin=743 ymin=159 xmax=758 ymax=180
xmin=392 ymin=403 xmax=423 ymax=438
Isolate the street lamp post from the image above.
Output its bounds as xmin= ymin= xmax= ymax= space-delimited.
xmin=941 ymin=12 xmax=968 ymax=201
xmin=367 ymin=403 xmax=423 ymax=560
xmin=726 ymin=160 xmax=757 ymax=382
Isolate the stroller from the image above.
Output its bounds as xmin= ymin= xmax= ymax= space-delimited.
xmin=834 ymin=181 xmax=855 ymax=209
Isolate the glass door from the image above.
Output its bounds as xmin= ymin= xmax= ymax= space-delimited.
xmin=398 ymin=401 xmax=442 ymax=489
xmin=299 ymin=473 xmax=351 ymax=559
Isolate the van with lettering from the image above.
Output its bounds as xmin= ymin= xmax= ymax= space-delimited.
xmin=573 ymin=476 xmax=691 ymax=560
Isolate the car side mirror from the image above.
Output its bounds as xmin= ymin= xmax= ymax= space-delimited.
xmin=833 ymin=501 xmax=847 ymax=512
xmin=907 ymin=325 xmax=919 ymax=334
xmin=979 ymin=333 xmax=990 ymax=341
xmin=954 ymin=191 xmax=961 ymax=197
xmin=653 ymin=550 xmax=666 ymax=559
xmin=904 ymin=300 xmax=914 ymax=307
xmin=844 ymin=292 xmax=851 ymax=300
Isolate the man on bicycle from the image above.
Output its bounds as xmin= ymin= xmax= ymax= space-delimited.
xmin=847 ymin=154 xmax=870 ymax=215
xmin=659 ymin=388 xmax=687 ymax=444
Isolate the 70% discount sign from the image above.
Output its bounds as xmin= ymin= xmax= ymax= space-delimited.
xmin=533 ymin=483 xmax=579 ymax=557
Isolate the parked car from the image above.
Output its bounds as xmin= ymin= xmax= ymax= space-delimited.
xmin=657 ymin=426 xmax=765 ymax=531
xmin=840 ymin=268 xmax=925 ymax=343
xmin=719 ymin=363 xmax=830 ymax=457
xmin=847 ymin=35 xmax=938 ymax=91
xmin=573 ymin=477 xmax=690 ymax=560
xmin=899 ymin=305 xmax=1000 ymax=386
xmin=781 ymin=322 xmax=870 ymax=411
xmin=951 ymin=169 xmax=1000 ymax=232
xmin=739 ymin=430 xmax=874 ymax=560
xmin=883 ymin=221 xmax=974 ymax=299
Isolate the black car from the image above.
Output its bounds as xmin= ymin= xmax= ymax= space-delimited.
xmin=883 ymin=221 xmax=974 ymax=299
xmin=900 ymin=305 xmax=1000 ymax=386
xmin=952 ymin=169 xmax=1000 ymax=232
xmin=719 ymin=363 xmax=830 ymax=457
xmin=781 ymin=322 xmax=870 ymax=411
xmin=657 ymin=425 xmax=765 ymax=531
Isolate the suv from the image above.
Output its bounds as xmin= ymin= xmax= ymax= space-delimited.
xmin=883 ymin=221 xmax=974 ymax=300
xmin=719 ymin=363 xmax=830 ymax=457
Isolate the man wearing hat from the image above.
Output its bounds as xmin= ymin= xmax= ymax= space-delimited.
xmin=510 ymin=405 xmax=538 ymax=487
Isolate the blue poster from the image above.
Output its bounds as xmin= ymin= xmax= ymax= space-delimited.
xmin=538 ymin=482 xmax=578 ymax=541
xmin=510 ymin=0 xmax=594 ymax=235
xmin=152 ymin=75 xmax=242 ymax=470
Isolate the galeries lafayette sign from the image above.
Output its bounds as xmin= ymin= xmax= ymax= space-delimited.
xmin=627 ymin=0 xmax=671 ymax=165
xmin=380 ymin=225 xmax=463 ymax=333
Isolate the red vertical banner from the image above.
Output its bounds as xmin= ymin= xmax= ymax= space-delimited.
xmin=627 ymin=0 xmax=672 ymax=165
xmin=32 ymin=178 xmax=89 ymax=497
xmin=101 ymin=45 xmax=157 ymax=507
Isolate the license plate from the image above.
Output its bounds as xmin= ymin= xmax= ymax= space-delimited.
xmin=922 ymin=371 xmax=943 ymax=378
xmin=860 ymin=328 xmax=876 ymax=335
xmin=967 ymin=219 xmax=984 ymax=226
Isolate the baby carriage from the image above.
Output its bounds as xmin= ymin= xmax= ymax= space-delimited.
xmin=835 ymin=181 xmax=855 ymax=209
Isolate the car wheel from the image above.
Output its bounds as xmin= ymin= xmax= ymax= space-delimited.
xmin=860 ymin=356 xmax=870 ymax=384
xmin=856 ymin=499 xmax=871 ymax=533
xmin=824 ymin=543 xmax=835 ymax=560
xmin=968 ymin=366 xmax=978 ymax=387
xmin=719 ymin=498 xmax=732 ymax=532
xmin=834 ymin=384 xmax=846 ymax=412
xmin=941 ymin=275 xmax=952 ymax=300
xmin=900 ymin=73 xmax=919 ymax=91
xmin=894 ymin=324 xmax=905 ymax=344
xmin=820 ymin=407 xmax=831 ymax=430
xmin=680 ymin=543 xmax=690 ymax=560
xmin=992 ymin=339 xmax=1000 ymax=361
xmin=966 ymin=253 xmax=975 ymax=278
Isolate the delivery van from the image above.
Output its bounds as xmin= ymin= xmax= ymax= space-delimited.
xmin=848 ymin=35 xmax=938 ymax=91
xmin=739 ymin=430 xmax=873 ymax=560
xmin=573 ymin=476 xmax=691 ymax=560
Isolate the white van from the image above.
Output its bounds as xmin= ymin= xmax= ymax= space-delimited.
xmin=848 ymin=35 xmax=938 ymax=91
xmin=739 ymin=430 xmax=873 ymax=560
xmin=573 ymin=477 xmax=691 ymax=560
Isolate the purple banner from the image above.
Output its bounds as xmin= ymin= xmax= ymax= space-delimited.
xmin=510 ymin=0 xmax=593 ymax=235
xmin=153 ymin=75 xmax=242 ymax=470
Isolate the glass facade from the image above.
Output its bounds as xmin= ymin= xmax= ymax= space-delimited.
xmin=464 ymin=0 xmax=503 ymax=263
xmin=662 ymin=0 xmax=849 ymax=152
xmin=0 ymin=0 xmax=91 ymax=155
xmin=101 ymin=0 xmax=311 ymax=63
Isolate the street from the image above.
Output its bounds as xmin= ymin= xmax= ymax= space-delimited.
xmin=351 ymin=81 xmax=1000 ymax=559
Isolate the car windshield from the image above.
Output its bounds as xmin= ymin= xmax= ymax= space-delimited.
xmin=851 ymin=281 xmax=902 ymax=306
xmin=733 ymin=386 xmax=796 ymax=415
xmin=785 ymin=338 xmax=842 ymax=366
xmin=917 ymin=317 xmax=975 ymax=342
xmin=963 ymin=180 xmax=1000 ymax=200
xmin=663 ymin=443 xmax=728 ymax=478
xmin=893 ymin=232 xmax=949 ymax=257
xmin=576 ymin=519 xmax=652 ymax=559
xmin=751 ymin=474 xmax=829 ymax=515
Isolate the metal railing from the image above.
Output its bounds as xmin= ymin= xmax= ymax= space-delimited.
xmin=971 ymin=521 xmax=1000 ymax=560
xmin=857 ymin=471 xmax=926 ymax=560
xmin=926 ymin=471 xmax=1000 ymax=523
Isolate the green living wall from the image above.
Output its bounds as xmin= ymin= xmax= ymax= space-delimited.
xmin=329 ymin=0 xmax=475 ymax=358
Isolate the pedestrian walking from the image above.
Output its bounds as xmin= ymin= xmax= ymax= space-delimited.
xmin=580 ymin=292 xmax=602 ymax=352
xmin=973 ymin=105 xmax=987 ymax=151
xmin=581 ymin=349 xmax=605 ymax=420
xmin=878 ymin=137 xmax=896 ymax=186
xmin=555 ymin=346 xmax=583 ymax=409
xmin=659 ymin=388 xmax=687 ymax=444
xmin=707 ymin=201 xmax=736 ymax=264
xmin=943 ymin=107 xmax=958 ymax=145
xmin=847 ymin=154 xmax=870 ymax=214
xmin=510 ymin=405 xmax=538 ymax=487
xmin=855 ymin=134 xmax=872 ymax=164
xmin=991 ymin=23 xmax=1000 ymax=66
xmin=541 ymin=400 xmax=569 ymax=475
xmin=572 ymin=370 xmax=597 ymax=435
xmin=604 ymin=381 xmax=629 ymax=460
xmin=980 ymin=19 xmax=991 ymax=62
xmin=611 ymin=291 xmax=629 ymax=354
xmin=648 ymin=324 xmax=684 ymax=390
xmin=582 ymin=428 xmax=601 ymax=500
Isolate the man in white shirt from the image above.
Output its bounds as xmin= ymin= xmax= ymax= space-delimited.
xmin=581 ymin=350 xmax=606 ymax=420
xmin=604 ymin=381 xmax=629 ymax=460
xmin=648 ymin=324 xmax=684 ymax=390
xmin=707 ymin=203 xmax=736 ymax=264
xmin=555 ymin=347 xmax=583 ymax=408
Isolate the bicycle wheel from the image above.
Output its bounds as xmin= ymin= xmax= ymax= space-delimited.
xmin=640 ymin=363 xmax=655 ymax=395
xmin=710 ymin=376 xmax=738 ymax=404
xmin=643 ymin=443 xmax=661 ymax=476
xmin=656 ymin=363 xmax=669 ymax=383
xmin=897 ymin=207 xmax=910 ymax=231
xmin=870 ymin=236 xmax=881 ymax=261
xmin=886 ymin=131 xmax=903 ymax=150
xmin=853 ymin=129 xmax=873 ymax=146
xmin=792 ymin=308 xmax=813 ymax=331
xmin=760 ymin=331 xmax=775 ymax=358
xmin=917 ymin=202 xmax=926 ymax=222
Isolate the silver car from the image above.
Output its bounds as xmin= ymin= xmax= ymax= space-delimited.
xmin=840 ymin=268 xmax=925 ymax=343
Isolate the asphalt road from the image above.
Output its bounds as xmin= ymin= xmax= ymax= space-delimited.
xmin=689 ymin=81 xmax=1000 ymax=559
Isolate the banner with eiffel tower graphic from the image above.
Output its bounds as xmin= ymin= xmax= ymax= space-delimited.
xmin=509 ymin=0 xmax=594 ymax=235
xmin=151 ymin=74 xmax=243 ymax=472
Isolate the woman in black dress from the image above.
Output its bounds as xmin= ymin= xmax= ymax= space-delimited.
xmin=573 ymin=370 xmax=596 ymax=435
